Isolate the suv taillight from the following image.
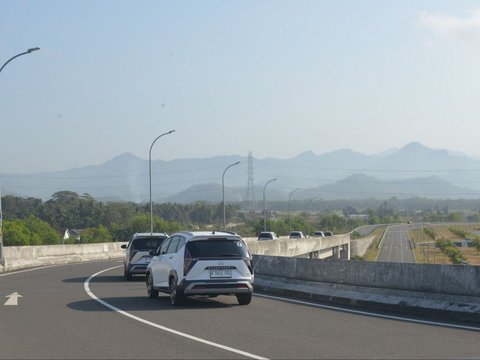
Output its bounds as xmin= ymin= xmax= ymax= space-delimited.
xmin=129 ymin=250 xmax=138 ymax=261
xmin=183 ymin=249 xmax=197 ymax=276
xmin=243 ymin=257 xmax=253 ymax=274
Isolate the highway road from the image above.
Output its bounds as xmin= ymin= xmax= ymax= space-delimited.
xmin=377 ymin=225 xmax=416 ymax=263
xmin=1 ymin=260 xmax=479 ymax=359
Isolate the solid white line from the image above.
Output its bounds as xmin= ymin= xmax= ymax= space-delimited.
xmin=84 ymin=266 xmax=268 ymax=360
xmin=0 ymin=264 xmax=63 ymax=277
xmin=255 ymin=293 xmax=480 ymax=332
xmin=0 ymin=259 xmax=123 ymax=277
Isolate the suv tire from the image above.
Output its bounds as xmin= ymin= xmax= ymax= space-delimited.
xmin=236 ymin=293 xmax=252 ymax=305
xmin=169 ymin=277 xmax=185 ymax=306
xmin=124 ymin=267 xmax=133 ymax=281
xmin=146 ymin=273 xmax=158 ymax=298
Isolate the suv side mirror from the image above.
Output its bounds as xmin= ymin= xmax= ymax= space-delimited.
xmin=121 ymin=244 xmax=127 ymax=249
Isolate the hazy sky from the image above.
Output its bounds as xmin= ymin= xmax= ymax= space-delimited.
xmin=1 ymin=0 xmax=480 ymax=174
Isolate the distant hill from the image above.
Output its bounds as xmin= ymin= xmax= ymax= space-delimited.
xmin=2 ymin=142 xmax=480 ymax=202
xmin=297 ymin=174 xmax=480 ymax=200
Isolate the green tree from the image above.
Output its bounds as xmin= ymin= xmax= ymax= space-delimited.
xmin=25 ymin=215 xmax=62 ymax=245
xmin=81 ymin=225 xmax=113 ymax=243
xmin=3 ymin=220 xmax=32 ymax=246
xmin=447 ymin=212 xmax=462 ymax=222
xmin=1 ymin=195 xmax=42 ymax=220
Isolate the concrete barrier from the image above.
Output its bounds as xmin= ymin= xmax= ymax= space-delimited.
xmin=244 ymin=235 xmax=350 ymax=258
xmin=350 ymin=235 xmax=376 ymax=257
xmin=0 ymin=242 xmax=127 ymax=272
xmin=253 ymin=255 xmax=480 ymax=297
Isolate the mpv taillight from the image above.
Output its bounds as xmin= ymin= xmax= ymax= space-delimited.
xmin=183 ymin=248 xmax=197 ymax=276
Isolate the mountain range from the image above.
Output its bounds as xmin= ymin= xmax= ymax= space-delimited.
xmin=2 ymin=142 xmax=480 ymax=202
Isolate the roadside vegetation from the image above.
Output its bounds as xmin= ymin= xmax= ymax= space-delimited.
xmin=359 ymin=226 xmax=388 ymax=262
xmin=2 ymin=190 xmax=480 ymax=264
xmin=409 ymin=224 xmax=480 ymax=265
xmin=1 ymin=191 xmax=403 ymax=245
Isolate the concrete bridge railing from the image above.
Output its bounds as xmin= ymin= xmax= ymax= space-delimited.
xmin=0 ymin=242 xmax=126 ymax=272
xmin=350 ymin=235 xmax=376 ymax=257
xmin=244 ymin=234 xmax=350 ymax=259
xmin=253 ymin=255 xmax=480 ymax=298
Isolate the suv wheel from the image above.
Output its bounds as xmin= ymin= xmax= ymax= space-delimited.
xmin=146 ymin=273 xmax=158 ymax=298
xmin=124 ymin=267 xmax=133 ymax=281
xmin=169 ymin=277 xmax=185 ymax=306
xmin=236 ymin=293 xmax=252 ymax=305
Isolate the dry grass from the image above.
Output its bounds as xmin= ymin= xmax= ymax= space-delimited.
xmin=410 ymin=223 xmax=480 ymax=265
xmin=413 ymin=246 xmax=449 ymax=264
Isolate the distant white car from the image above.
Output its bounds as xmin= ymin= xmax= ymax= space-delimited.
xmin=146 ymin=231 xmax=254 ymax=306
xmin=289 ymin=231 xmax=305 ymax=239
xmin=313 ymin=231 xmax=325 ymax=237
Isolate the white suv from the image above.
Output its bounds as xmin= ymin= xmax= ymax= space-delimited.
xmin=145 ymin=231 xmax=254 ymax=306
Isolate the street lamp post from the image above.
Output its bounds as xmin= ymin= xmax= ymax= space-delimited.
xmin=308 ymin=197 xmax=318 ymax=236
xmin=1 ymin=47 xmax=40 ymax=268
xmin=149 ymin=130 xmax=175 ymax=234
xmin=263 ymin=178 xmax=277 ymax=232
xmin=222 ymin=161 xmax=240 ymax=231
xmin=288 ymin=188 xmax=301 ymax=234
xmin=0 ymin=47 xmax=40 ymax=73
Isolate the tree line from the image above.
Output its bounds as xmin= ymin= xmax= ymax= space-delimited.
xmin=2 ymin=191 xmax=475 ymax=246
xmin=1 ymin=191 xmax=237 ymax=245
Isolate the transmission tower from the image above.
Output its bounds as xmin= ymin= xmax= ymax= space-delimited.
xmin=245 ymin=151 xmax=256 ymax=210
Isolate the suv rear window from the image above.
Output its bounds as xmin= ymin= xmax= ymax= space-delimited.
xmin=131 ymin=236 xmax=167 ymax=250
xmin=186 ymin=239 xmax=248 ymax=258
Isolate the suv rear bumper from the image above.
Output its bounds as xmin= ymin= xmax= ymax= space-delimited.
xmin=179 ymin=279 xmax=254 ymax=296
xmin=127 ymin=264 xmax=148 ymax=274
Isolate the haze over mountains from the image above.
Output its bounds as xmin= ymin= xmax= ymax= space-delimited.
xmin=2 ymin=142 xmax=480 ymax=202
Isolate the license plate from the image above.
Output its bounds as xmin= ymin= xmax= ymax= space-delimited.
xmin=210 ymin=270 xmax=232 ymax=278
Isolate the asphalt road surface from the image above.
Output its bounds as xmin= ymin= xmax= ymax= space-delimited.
xmin=377 ymin=225 xmax=416 ymax=263
xmin=1 ymin=260 xmax=479 ymax=359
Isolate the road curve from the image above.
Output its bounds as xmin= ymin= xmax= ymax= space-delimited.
xmin=377 ymin=225 xmax=416 ymax=263
xmin=1 ymin=260 xmax=479 ymax=359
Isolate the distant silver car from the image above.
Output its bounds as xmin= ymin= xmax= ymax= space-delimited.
xmin=313 ymin=231 xmax=325 ymax=237
xmin=121 ymin=232 xmax=168 ymax=280
xmin=257 ymin=231 xmax=278 ymax=241
xmin=289 ymin=231 xmax=305 ymax=239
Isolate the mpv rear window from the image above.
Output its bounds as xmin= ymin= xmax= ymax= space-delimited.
xmin=131 ymin=236 xmax=167 ymax=250
xmin=186 ymin=239 xmax=248 ymax=258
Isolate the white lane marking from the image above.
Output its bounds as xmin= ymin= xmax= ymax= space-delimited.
xmin=84 ymin=266 xmax=268 ymax=360
xmin=255 ymin=293 xmax=480 ymax=332
xmin=0 ymin=260 xmax=123 ymax=277
xmin=4 ymin=292 xmax=22 ymax=306
xmin=0 ymin=264 xmax=63 ymax=277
